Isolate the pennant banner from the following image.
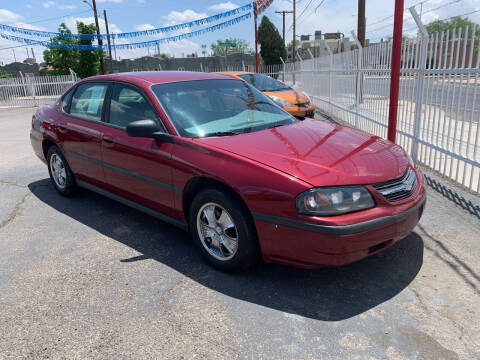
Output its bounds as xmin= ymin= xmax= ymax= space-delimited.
xmin=0 ymin=13 xmax=252 ymax=51
xmin=255 ymin=0 xmax=274 ymax=14
xmin=0 ymin=3 xmax=252 ymax=41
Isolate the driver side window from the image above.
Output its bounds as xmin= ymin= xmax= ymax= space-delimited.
xmin=109 ymin=83 xmax=158 ymax=129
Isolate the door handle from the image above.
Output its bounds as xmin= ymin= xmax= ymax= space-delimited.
xmin=102 ymin=135 xmax=115 ymax=146
xmin=58 ymin=122 xmax=67 ymax=133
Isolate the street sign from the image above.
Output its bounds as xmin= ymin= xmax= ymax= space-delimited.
xmin=218 ymin=42 xmax=237 ymax=47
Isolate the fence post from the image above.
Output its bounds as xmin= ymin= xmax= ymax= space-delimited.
xmin=68 ymin=68 xmax=76 ymax=83
xmin=28 ymin=74 xmax=37 ymax=106
xmin=279 ymin=57 xmax=286 ymax=82
xmin=324 ymin=42 xmax=333 ymax=110
xmin=200 ymin=63 xmax=204 ymax=72
xmin=307 ymin=48 xmax=314 ymax=60
xmin=351 ymin=31 xmax=363 ymax=128
xmin=19 ymin=71 xmax=27 ymax=98
xmin=409 ymin=6 xmax=428 ymax=163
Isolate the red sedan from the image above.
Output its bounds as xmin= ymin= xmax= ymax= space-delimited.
xmin=30 ymin=71 xmax=426 ymax=272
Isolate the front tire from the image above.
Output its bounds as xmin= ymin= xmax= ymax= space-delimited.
xmin=189 ymin=188 xmax=259 ymax=272
xmin=47 ymin=145 xmax=77 ymax=196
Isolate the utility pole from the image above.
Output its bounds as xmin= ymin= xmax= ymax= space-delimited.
xmin=292 ymin=0 xmax=296 ymax=84
xmin=387 ymin=0 xmax=405 ymax=143
xmin=275 ymin=10 xmax=293 ymax=46
xmin=357 ymin=0 xmax=366 ymax=104
xmin=12 ymin=49 xmax=16 ymax=63
xmin=254 ymin=2 xmax=259 ymax=73
xmin=103 ymin=9 xmax=113 ymax=73
xmin=91 ymin=0 xmax=105 ymax=74
xmin=112 ymin=37 xmax=117 ymax=61
xmin=357 ymin=0 xmax=366 ymax=47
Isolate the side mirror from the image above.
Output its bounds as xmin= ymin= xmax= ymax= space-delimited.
xmin=126 ymin=119 xmax=174 ymax=143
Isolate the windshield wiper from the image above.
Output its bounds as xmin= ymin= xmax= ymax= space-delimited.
xmin=263 ymin=88 xmax=289 ymax=92
xmin=267 ymin=123 xmax=285 ymax=129
xmin=195 ymin=131 xmax=241 ymax=138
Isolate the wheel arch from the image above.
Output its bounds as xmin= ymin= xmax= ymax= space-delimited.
xmin=182 ymin=176 xmax=255 ymax=228
xmin=42 ymin=139 xmax=57 ymax=160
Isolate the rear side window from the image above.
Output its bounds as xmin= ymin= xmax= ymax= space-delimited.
xmin=70 ymin=83 xmax=109 ymax=122
xmin=109 ymin=83 xmax=158 ymax=128
xmin=61 ymin=87 xmax=74 ymax=113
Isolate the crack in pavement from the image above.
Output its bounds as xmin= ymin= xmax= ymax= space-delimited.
xmin=157 ymin=276 xmax=242 ymax=357
xmin=0 ymin=180 xmax=27 ymax=188
xmin=0 ymin=183 xmax=50 ymax=230
xmin=409 ymin=286 xmax=474 ymax=352
xmin=418 ymin=224 xmax=480 ymax=294
xmin=0 ymin=192 xmax=31 ymax=230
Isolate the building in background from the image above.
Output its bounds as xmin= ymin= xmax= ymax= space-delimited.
xmin=287 ymin=30 xmax=363 ymax=61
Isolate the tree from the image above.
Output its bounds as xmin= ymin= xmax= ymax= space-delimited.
xmin=0 ymin=69 xmax=9 ymax=78
xmin=258 ymin=16 xmax=286 ymax=65
xmin=76 ymin=22 xmax=102 ymax=78
xmin=43 ymin=22 xmax=103 ymax=77
xmin=425 ymin=17 xmax=480 ymax=38
xmin=43 ymin=23 xmax=79 ymax=75
xmin=211 ymin=38 xmax=253 ymax=56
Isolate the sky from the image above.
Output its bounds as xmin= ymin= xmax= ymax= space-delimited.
xmin=1 ymin=0 xmax=479 ymax=65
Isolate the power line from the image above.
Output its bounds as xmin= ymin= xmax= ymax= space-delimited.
xmin=403 ymin=8 xmax=480 ymax=32
xmin=314 ymin=0 xmax=326 ymax=13
xmin=286 ymin=0 xmax=326 ymax=35
xmin=369 ymin=8 xmax=480 ymax=41
xmin=288 ymin=0 xmax=315 ymax=33
xmin=296 ymin=0 xmax=316 ymax=22
xmin=421 ymin=0 xmax=462 ymax=16
xmin=27 ymin=10 xmax=92 ymax=24
xmin=366 ymin=0 xmax=432 ymax=28
xmin=0 ymin=41 xmax=43 ymax=52
xmin=366 ymin=0 xmax=465 ymax=35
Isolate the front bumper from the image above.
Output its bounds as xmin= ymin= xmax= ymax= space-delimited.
xmin=283 ymin=104 xmax=316 ymax=118
xmin=253 ymin=179 xmax=426 ymax=268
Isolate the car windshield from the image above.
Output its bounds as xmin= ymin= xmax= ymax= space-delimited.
xmin=237 ymin=73 xmax=290 ymax=92
xmin=151 ymin=79 xmax=297 ymax=138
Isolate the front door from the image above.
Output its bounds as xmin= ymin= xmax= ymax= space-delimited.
xmin=101 ymin=82 xmax=176 ymax=217
xmin=60 ymin=82 xmax=109 ymax=186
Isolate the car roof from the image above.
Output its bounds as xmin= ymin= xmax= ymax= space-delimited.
xmin=78 ymin=71 xmax=233 ymax=87
xmin=215 ymin=71 xmax=254 ymax=76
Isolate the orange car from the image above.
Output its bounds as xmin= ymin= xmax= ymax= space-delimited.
xmin=215 ymin=71 xmax=315 ymax=118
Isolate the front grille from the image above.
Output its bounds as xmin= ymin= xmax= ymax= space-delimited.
xmin=372 ymin=168 xmax=417 ymax=202
xmin=297 ymin=102 xmax=310 ymax=108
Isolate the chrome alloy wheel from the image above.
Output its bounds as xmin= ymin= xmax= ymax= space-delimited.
xmin=50 ymin=153 xmax=67 ymax=189
xmin=196 ymin=202 xmax=239 ymax=261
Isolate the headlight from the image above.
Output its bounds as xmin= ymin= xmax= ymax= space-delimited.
xmin=405 ymin=150 xmax=415 ymax=168
xmin=269 ymin=96 xmax=292 ymax=107
xmin=296 ymin=186 xmax=374 ymax=216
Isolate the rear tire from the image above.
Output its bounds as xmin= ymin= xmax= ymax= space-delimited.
xmin=47 ymin=145 xmax=77 ymax=196
xmin=189 ymin=188 xmax=259 ymax=272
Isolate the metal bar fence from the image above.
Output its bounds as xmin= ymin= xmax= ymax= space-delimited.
xmin=0 ymin=72 xmax=77 ymax=108
xmin=273 ymin=26 xmax=480 ymax=194
xmin=1 ymin=40 xmax=477 ymax=193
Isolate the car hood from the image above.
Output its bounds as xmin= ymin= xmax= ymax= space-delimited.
xmin=263 ymin=88 xmax=309 ymax=105
xmin=197 ymin=119 xmax=409 ymax=187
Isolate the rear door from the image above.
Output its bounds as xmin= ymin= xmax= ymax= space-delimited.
xmin=60 ymin=82 xmax=110 ymax=185
xmin=100 ymin=82 xmax=176 ymax=216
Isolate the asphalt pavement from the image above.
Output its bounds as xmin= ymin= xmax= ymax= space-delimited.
xmin=0 ymin=108 xmax=479 ymax=359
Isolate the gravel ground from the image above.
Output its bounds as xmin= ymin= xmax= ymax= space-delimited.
xmin=0 ymin=107 xmax=479 ymax=359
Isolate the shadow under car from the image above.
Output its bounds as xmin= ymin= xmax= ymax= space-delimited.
xmin=28 ymin=178 xmax=424 ymax=321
